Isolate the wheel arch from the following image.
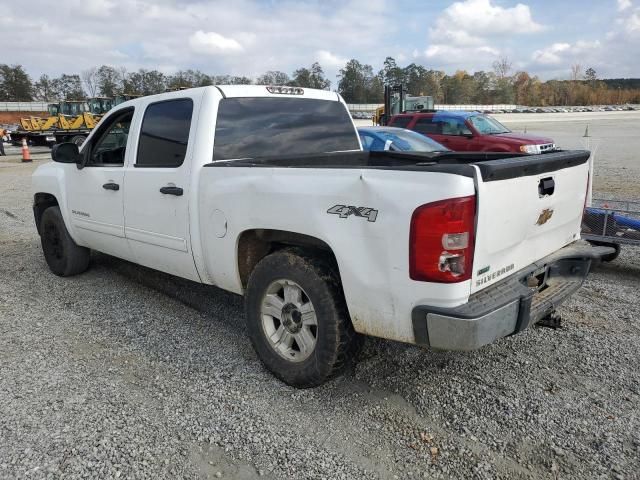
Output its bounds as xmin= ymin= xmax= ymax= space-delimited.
xmin=33 ymin=192 xmax=59 ymax=235
xmin=236 ymin=229 xmax=341 ymax=290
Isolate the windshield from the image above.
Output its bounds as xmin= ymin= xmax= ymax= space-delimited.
xmin=89 ymin=98 xmax=114 ymax=114
xmin=468 ymin=115 xmax=511 ymax=134
xmin=361 ymin=128 xmax=449 ymax=152
xmin=61 ymin=102 xmax=88 ymax=116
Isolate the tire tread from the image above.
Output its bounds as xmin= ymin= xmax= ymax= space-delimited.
xmin=245 ymin=248 xmax=361 ymax=387
xmin=40 ymin=206 xmax=90 ymax=277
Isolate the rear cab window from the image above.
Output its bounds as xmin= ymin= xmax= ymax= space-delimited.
xmin=213 ymin=97 xmax=359 ymax=161
xmin=136 ymin=98 xmax=194 ymax=167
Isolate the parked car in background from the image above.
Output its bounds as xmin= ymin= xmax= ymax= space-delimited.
xmin=388 ymin=111 xmax=557 ymax=154
xmin=357 ymin=126 xmax=449 ymax=152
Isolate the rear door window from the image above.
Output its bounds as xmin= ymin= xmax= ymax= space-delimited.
xmin=438 ymin=116 xmax=472 ymax=136
xmin=136 ymin=99 xmax=193 ymax=167
xmin=413 ymin=117 xmax=440 ymax=134
xmin=390 ymin=116 xmax=412 ymax=128
xmin=214 ymin=97 xmax=359 ymax=160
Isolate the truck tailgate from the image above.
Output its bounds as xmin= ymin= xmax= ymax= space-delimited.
xmin=471 ymin=151 xmax=590 ymax=294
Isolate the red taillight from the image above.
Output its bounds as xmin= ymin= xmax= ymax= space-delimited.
xmin=409 ymin=195 xmax=476 ymax=283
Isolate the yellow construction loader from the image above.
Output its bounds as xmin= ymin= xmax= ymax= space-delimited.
xmin=19 ymin=103 xmax=60 ymax=131
xmin=19 ymin=101 xmax=86 ymax=131
xmin=83 ymin=97 xmax=115 ymax=128
xmin=56 ymin=101 xmax=89 ymax=130
xmin=14 ymin=93 xmax=143 ymax=146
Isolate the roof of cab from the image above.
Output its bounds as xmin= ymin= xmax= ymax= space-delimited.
xmin=111 ymin=85 xmax=342 ymax=112
xmin=216 ymin=85 xmax=340 ymax=101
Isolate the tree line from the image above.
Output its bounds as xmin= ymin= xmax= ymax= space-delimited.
xmin=0 ymin=63 xmax=331 ymax=102
xmin=1 ymin=58 xmax=639 ymax=106
xmin=337 ymin=57 xmax=640 ymax=105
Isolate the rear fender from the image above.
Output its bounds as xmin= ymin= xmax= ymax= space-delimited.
xmin=198 ymin=166 xmax=475 ymax=344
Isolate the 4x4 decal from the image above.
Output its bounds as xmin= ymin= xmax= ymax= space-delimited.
xmin=327 ymin=205 xmax=378 ymax=222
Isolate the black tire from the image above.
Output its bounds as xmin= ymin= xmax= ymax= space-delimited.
xmin=40 ymin=206 xmax=90 ymax=276
xmin=70 ymin=135 xmax=86 ymax=147
xmin=588 ymin=240 xmax=621 ymax=263
xmin=602 ymin=244 xmax=621 ymax=262
xmin=245 ymin=249 xmax=360 ymax=388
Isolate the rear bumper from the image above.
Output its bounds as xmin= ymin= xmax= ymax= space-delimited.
xmin=411 ymin=241 xmax=614 ymax=350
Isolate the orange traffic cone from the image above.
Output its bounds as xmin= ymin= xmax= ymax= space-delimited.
xmin=21 ymin=138 xmax=32 ymax=162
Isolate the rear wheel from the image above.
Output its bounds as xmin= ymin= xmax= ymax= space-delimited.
xmin=40 ymin=206 xmax=90 ymax=276
xmin=245 ymin=249 xmax=360 ymax=388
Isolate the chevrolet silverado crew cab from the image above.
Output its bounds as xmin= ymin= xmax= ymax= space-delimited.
xmin=32 ymin=86 xmax=610 ymax=388
xmin=388 ymin=111 xmax=557 ymax=154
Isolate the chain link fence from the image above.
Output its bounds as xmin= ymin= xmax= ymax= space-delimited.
xmin=347 ymin=103 xmax=520 ymax=117
xmin=347 ymin=103 xmax=640 ymax=116
xmin=582 ymin=199 xmax=640 ymax=246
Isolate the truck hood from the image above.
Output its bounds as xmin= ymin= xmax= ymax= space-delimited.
xmin=490 ymin=132 xmax=554 ymax=145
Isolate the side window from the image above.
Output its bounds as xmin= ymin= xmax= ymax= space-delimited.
xmin=370 ymin=137 xmax=386 ymax=151
xmin=413 ymin=117 xmax=440 ymax=134
xmin=86 ymin=110 xmax=133 ymax=167
xmin=390 ymin=116 xmax=411 ymax=128
xmin=359 ymin=134 xmax=374 ymax=150
xmin=440 ymin=117 xmax=472 ymax=136
xmin=136 ymin=99 xmax=193 ymax=168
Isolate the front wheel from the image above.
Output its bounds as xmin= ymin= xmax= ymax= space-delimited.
xmin=70 ymin=135 xmax=86 ymax=147
xmin=245 ymin=249 xmax=360 ymax=388
xmin=40 ymin=206 xmax=90 ymax=276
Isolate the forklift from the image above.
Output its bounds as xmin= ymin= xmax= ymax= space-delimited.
xmin=375 ymin=84 xmax=434 ymax=125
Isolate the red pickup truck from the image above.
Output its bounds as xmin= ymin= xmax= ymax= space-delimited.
xmin=388 ymin=111 xmax=557 ymax=154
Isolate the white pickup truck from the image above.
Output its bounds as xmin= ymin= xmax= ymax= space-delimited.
xmin=32 ymin=86 xmax=611 ymax=387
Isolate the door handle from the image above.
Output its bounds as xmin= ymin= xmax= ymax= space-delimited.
xmin=102 ymin=182 xmax=119 ymax=191
xmin=159 ymin=186 xmax=183 ymax=196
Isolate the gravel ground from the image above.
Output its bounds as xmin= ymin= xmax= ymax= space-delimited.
xmin=499 ymin=111 xmax=640 ymax=200
xmin=1 ymin=125 xmax=639 ymax=479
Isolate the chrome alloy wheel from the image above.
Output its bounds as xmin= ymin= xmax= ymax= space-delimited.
xmin=260 ymin=279 xmax=318 ymax=362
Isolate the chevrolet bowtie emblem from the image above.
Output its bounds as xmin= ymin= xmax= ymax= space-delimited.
xmin=536 ymin=208 xmax=554 ymax=225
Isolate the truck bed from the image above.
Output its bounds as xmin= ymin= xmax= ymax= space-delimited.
xmin=206 ymin=149 xmax=590 ymax=182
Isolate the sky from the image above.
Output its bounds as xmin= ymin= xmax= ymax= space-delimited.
xmin=1 ymin=0 xmax=639 ymax=86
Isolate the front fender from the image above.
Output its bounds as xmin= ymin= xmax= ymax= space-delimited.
xmin=31 ymin=162 xmax=83 ymax=245
xmin=483 ymin=145 xmax=512 ymax=153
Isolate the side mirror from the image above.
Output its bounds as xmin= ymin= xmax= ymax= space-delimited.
xmin=51 ymin=143 xmax=81 ymax=164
